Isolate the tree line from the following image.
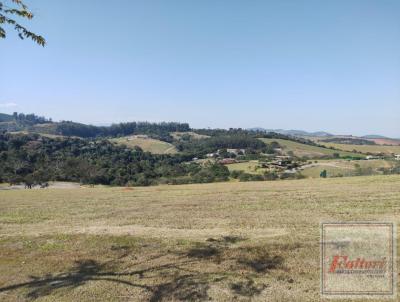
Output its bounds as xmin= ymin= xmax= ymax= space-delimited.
xmin=12 ymin=112 xmax=52 ymax=125
xmin=0 ymin=132 xmax=229 ymax=187
xmin=56 ymin=121 xmax=190 ymax=139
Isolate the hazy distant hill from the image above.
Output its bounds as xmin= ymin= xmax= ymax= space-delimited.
xmin=362 ymin=134 xmax=389 ymax=139
xmin=1 ymin=112 xmax=396 ymax=141
xmin=0 ymin=113 xmax=13 ymax=122
xmin=249 ymin=128 xmax=333 ymax=137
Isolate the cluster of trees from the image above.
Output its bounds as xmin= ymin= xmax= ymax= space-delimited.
xmin=0 ymin=112 xmax=53 ymax=132
xmin=230 ymin=170 xmax=305 ymax=182
xmin=196 ymin=128 xmax=326 ymax=148
xmin=195 ymin=128 xmax=286 ymax=139
xmin=381 ymin=164 xmax=400 ymax=175
xmin=321 ymin=137 xmax=376 ymax=145
xmin=56 ymin=121 xmax=190 ymax=140
xmin=174 ymin=134 xmax=268 ymax=156
xmin=12 ymin=112 xmax=52 ymax=125
xmin=165 ymin=162 xmax=230 ymax=185
xmin=0 ymin=132 xmax=228 ymax=187
xmin=173 ymin=129 xmax=286 ymax=158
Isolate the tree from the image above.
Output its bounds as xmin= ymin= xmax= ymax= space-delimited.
xmin=320 ymin=170 xmax=327 ymax=178
xmin=0 ymin=0 xmax=45 ymax=46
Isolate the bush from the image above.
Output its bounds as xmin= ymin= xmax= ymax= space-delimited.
xmin=263 ymin=171 xmax=278 ymax=180
xmin=239 ymin=173 xmax=264 ymax=182
xmin=230 ymin=170 xmax=243 ymax=179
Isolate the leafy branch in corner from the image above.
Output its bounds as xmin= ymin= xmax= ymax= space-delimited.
xmin=0 ymin=0 xmax=45 ymax=46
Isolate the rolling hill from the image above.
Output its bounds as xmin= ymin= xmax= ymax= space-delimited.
xmin=318 ymin=142 xmax=400 ymax=155
xmin=249 ymin=128 xmax=333 ymax=137
xmin=259 ymin=138 xmax=363 ymax=158
xmin=0 ymin=113 xmax=13 ymax=122
xmin=110 ymin=136 xmax=178 ymax=154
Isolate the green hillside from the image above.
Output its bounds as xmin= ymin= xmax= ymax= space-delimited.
xmin=259 ymin=138 xmax=363 ymax=158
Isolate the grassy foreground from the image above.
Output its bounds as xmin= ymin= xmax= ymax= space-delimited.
xmin=0 ymin=175 xmax=399 ymax=301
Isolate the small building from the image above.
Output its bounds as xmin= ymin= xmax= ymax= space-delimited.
xmin=395 ymin=154 xmax=400 ymax=161
xmin=130 ymin=134 xmax=148 ymax=139
xmin=226 ymin=148 xmax=246 ymax=155
xmin=219 ymin=158 xmax=237 ymax=165
xmin=270 ymin=157 xmax=292 ymax=167
xmin=366 ymin=155 xmax=379 ymax=160
xmin=206 ymin=153 xmax=218 ymax=158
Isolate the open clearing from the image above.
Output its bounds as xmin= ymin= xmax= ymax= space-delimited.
xmin=226 ymin=159 xmax=397 ymax=178
xmin=300 ymin=159 xmax=396 ymax=177
xmin=318 ymin=142 xmax=400 ymax=155
xmin=171 ymin=131 xmax=210 ymax=140
xmin=0 ymin=175 xmax=399 ymax=301
xmin=110 ymin=137 xmax=178 ymax=154
xmin=367 ymin=138 xmax=400 ymax=146
xmin=259 ymin=138 xmax=362 ymax=158
xmin=226 ymin=160 xmax=261 ymax=174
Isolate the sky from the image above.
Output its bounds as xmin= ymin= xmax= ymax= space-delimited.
xmin=1 ymin=0 xmax=399 ymax=137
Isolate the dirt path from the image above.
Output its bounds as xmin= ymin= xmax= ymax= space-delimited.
xmin=163 ymin=145 xmax=177 ymax=154
xmin=300 ymin=161 xmax=352 ymax=170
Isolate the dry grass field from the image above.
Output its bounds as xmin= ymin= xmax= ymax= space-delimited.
xmin=226 ymin=161 xmax=261 ymax=174
xmin=300 ymin=159 xmax=397 ymax=178
xmin=110 ymin=137 xmax=178 ymax=154
xmin=227 ymin=159 xmax=397 ymax=178
xmin=318 ymin=142 xmax=400 ymax=155
xmin=1 ymin=175 xmax=399 ymax=301
xmin=259 ymin=138 xmax=362 ymax=158
xmin=171 ymin=132 xmax=210 ymax=140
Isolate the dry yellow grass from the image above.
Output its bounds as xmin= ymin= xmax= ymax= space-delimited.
xmin=300 ymin=159 xmax=397 ymax=177
xmin=320 ymin=142 xmax=400 ymax=155
xmin=259 ymin=138 xmax=362 ymax=158
xmin=226 ymin=160 xmax=261 ymax=174
xmin=110 ymin=137 xmax=178 ymax=154
xmin=0 ymin=175 xmax=399 ymax=301
xmin=171 ymin=131 xmax=210 ymax=140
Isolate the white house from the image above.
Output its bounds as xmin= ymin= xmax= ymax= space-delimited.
xmin=395 ymin=154 xmax=400 ymax=161
xmin=206 ymin=153 xmax=217 ymax=158
xmin=226 ymin=148 xmax=246 ymax=155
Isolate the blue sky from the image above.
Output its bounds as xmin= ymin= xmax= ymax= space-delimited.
xmin=1 ymin=0 xmax=399 ymax=137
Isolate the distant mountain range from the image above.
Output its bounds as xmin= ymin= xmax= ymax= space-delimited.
xmin=248 ymin=128 xmax=333 ymax=137
xmin=0 ymin=113 xmax=14 ymax=122
xmin=248 ymin=128 xmax=399 ymax=140
xmin=1 ymin=112 xmax=397 ymax=140
xmin=361 ymin=135 xmax=389 ymax=139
